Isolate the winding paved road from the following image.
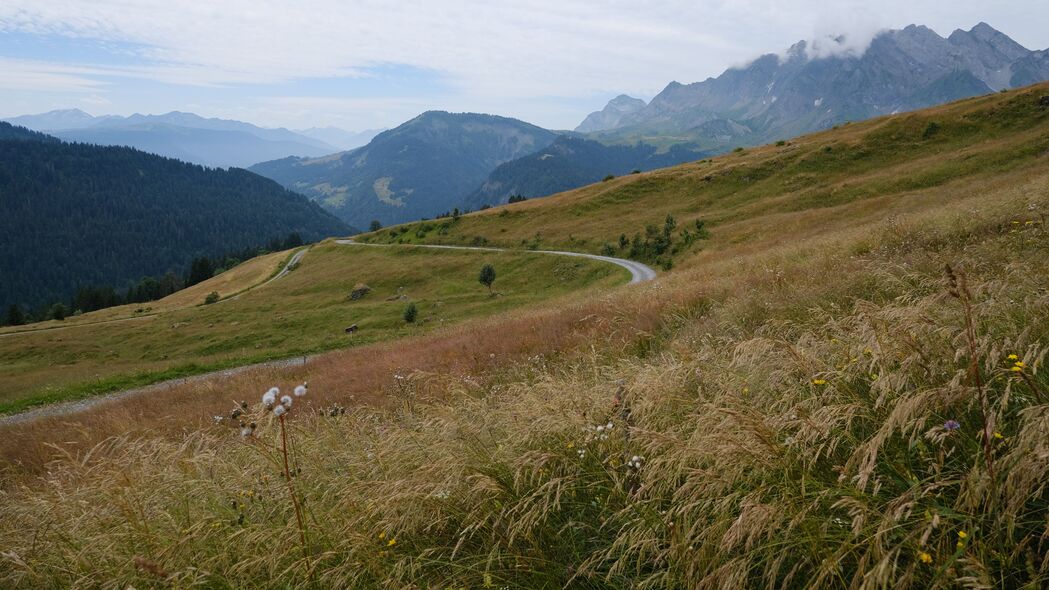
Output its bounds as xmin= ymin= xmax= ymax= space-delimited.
xmin=1 ymin=242 xmax=654 ymax=425
xmin=334 ymin=239 xmax=657 ymax=284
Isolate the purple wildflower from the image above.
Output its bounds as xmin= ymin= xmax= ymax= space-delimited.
xmin=944 ymin=420 xmax=961 ymax=431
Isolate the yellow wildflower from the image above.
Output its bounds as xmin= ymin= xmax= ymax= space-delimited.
xmin=994 ymin=432 xmax=1004 ymax=439
xmin=1011 ymin=366 xmax=1023 ymax=372
xmin=958 ymin=530 xmax=968 ymax=539
xmin=1007 ymin=354 xmax=1019 ymax=360
xmin=567 ymin=442 xmax=575 ymax=449
xmin=918 ymin=551 xmax=932 ymax=564
xmin=1014 ymin=361 xmax=1025 ymax=368
xmin=388 ymin=539 xmax=397 ymax=547
xmin=812 ymin=379 xmax=827 ymax=385
xmin=378 ymin=532 xmax=386 ymax=540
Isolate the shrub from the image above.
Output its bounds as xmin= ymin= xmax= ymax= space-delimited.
xmin=369 ymin=220 xmax=383 ymax=232
xmin=402 ymin=302 xmax=417 ymax=323
xmin=923 ymin=121 xmax=941 ymax=139
xmin=478 ymin=264 xmax=496 ymax=293
xmin=203 ymin=291 xmax=220 ymax=305
xmin=602 ymin=174 xmax=615 ymax=182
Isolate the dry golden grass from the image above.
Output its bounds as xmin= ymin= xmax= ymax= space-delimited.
xmin=1 ymin=84 xmax=1049 ymax=588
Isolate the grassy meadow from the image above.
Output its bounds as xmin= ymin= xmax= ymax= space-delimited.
xmin=1 ymin=83 xmax=1048 ymax=588
xmin=0 ymin=242 xmax=624 ymax=414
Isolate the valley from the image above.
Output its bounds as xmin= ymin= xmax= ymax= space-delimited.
xmin=2 ymin=8 xmax=1049 ymax=587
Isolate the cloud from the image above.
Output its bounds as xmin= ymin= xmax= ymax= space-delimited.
xmin=0 ymin=1 xmax=1046 ymax=128
xmin=0 ymin=57 xmax=109 ymax=92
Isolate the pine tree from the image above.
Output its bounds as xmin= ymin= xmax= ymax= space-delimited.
xmin=5 ymin=304 xmax=25 ymax=326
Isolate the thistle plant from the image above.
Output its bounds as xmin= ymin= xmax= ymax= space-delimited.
xmin=257 ymin=383 xmax=313 ymax=580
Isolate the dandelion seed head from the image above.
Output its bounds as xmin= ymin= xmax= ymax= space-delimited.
xmin=280 ymin=395 xmax=293 ymax=408
xmin=294 ymin=384 xmax=308 ymax=397
xmin=273 ymin=405 xmax=287 ymax=417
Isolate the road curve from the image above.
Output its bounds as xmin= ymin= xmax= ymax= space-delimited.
xmin=334 ymin=240 xmax=657 ymax=284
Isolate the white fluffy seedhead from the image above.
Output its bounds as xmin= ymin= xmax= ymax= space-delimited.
xmin=273 ymin=405 xmax=287 ymax=417
xmin=294 ymin=383 xmax=308 ymax=397
xmin=281 ymin=395 xmax=293 ymax=408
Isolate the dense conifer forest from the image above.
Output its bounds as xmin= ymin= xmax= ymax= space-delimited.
xmin=0 ymin=123 xmax=349 ymax=315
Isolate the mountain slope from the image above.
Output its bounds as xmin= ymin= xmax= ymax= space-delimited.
xmin=4 ymin=110 xmax=339 ymax=168
xmin=366 ymin=82 xmax=1049 ymax=267
xmin=464 ymin=136 xmax=710 ymax=208
xmin=0 ymin=123 xmax=349 ymax=310
xmin=250 ymin=112 xmax=558 ymax=227
xmin=585 ymin=22 xmax=1049 ymax=149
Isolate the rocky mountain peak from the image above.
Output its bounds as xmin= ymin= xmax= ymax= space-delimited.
xmin=574 ymin=94 xmax=648 ymax=133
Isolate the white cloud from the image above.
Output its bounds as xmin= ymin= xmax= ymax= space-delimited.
xmin=0 ymin=1 xmax=1046 ymax=128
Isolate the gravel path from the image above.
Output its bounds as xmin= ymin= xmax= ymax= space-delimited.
xmin=334 ymin=240 xmax=657 ymax=283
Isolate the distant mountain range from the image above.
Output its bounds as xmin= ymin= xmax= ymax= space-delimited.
xmin=3 ymin=110 xmax=348 ymax=168
xmin=250 ymin=112 xmax=558 ymax=227
xmin=0 ymin=122 xmax=349 ymax=310
xmin=578 ymin=22 xmax=1049 ymax=148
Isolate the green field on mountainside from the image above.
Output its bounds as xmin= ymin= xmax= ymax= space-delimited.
xmin=0 ymin=243 xmax=624 ymax=414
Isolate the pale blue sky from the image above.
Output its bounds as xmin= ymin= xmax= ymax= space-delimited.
xmin=1 ymin=1 xmax=1046 ymax=131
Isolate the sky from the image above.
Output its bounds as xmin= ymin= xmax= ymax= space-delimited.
xmin=1 ymin=1 xmax=1047 ymax=132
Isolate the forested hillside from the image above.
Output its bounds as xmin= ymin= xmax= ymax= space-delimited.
xmin=465 ymin=136 xmax=709 ymax=208
xmin=0 ymin=123 xmax=350 ymax=311
xmin=250 ymin=112 xmax=557 ymax=227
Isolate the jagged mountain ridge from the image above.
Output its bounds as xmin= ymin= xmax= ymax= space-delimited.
xmin=582 ymin=22 xmax=1049 ymax=147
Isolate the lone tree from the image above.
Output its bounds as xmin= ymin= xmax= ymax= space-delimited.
xmin=479 ymin=264 xmax=496 ymax=294
xmin=403 ymin=302 xmax=418 ymax=323
xmin=369 ymin=220 xmax=383 ymax=232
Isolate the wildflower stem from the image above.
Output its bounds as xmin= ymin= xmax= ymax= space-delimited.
xmin=946 ymin=264 xmax=995 ymax=482
xmin=278 ymin=414 xmax=313 ymax=581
